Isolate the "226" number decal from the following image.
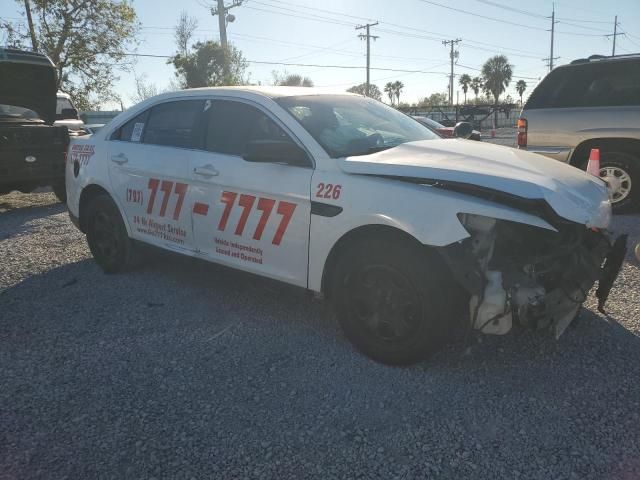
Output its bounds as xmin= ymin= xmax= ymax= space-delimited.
xmin=316 ymin=182 xmax=342 ymax=200
xmin=218 ymin=191 xmax=296 ymax=246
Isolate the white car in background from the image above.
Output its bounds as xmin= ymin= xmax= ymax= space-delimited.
xmin=65 ymin=87 xmax=625 ymax=365
xmin=54 ymin=92 xmax=84 ymax=132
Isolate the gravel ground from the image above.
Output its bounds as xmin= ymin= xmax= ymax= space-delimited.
xmin=1 ymin=191 xmax=639 ymax=480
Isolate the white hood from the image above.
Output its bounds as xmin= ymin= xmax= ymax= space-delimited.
xmin=339 ymin=139 xmax=611 ymax=228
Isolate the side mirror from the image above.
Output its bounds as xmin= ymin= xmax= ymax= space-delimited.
xmin=243 ymin=140 xmax=310 ymax=167
xmin=59 ymin=108 xmax=79 ymax=120
xmin=453 ymin=121 xmax=473 ymax=139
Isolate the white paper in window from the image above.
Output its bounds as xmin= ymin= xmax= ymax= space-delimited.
xmin=131 ymin=122 xmax=144 ymax=142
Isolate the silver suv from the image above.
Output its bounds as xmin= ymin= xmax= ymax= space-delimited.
xmin=518 ymin=54 xmax=640 ymax=212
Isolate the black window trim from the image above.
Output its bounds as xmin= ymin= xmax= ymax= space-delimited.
xmin=106 ymin=95 xmax=316 ymax=168
xmin=201 ymin=96 xmax=315 ymax=169
xmin=108 ymin=99 xmax=204 ymax=151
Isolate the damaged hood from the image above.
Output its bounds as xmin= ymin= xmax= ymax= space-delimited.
xmin=339 ymin=139 xmax=611 ymax=228
xmin=0 ymin=49 xmax=57 ymax=124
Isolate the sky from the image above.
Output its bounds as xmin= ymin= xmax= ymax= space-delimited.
xmin=2 ymin=0 xmax=640 ymax=109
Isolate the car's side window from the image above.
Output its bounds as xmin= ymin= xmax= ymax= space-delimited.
xmin=110 ymin=110 xmax=150 ymax=142
xmin=143 ymin=100 xmax=205 ymax=149
xmin=205 ymin=100 xmax=296 ymax=157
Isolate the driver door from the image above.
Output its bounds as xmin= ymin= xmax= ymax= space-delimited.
xmin=189 ymin=98 xmax=313 ymax=287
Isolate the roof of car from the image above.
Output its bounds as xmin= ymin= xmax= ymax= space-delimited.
xmin=166 ymin=86 xmax=359 ymax=99
xmin=0 ymin=47 xmax=55 ymax=68
xmin=567 ymin=53 xmax=640 ymax=66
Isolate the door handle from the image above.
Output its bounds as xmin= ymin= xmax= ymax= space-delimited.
xmin=111 ymin=153 xmax=129 ymax=165
xmin=193 ymin=164 xmax=219 ymax=178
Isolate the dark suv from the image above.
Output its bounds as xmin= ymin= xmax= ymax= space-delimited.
xmin=518 ymin=54 xmax=640 ymax=212
xmin=0 ymin=48 xmax=70 ymax=202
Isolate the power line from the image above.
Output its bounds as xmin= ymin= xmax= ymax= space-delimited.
xmin=417 ymin=0 xmax=548 ymax=31
xmin=246 ymin=0 xmax=548 ymax=57
xmin=114 ymin=52 xmax=458 ymax=75
xmin=472 ymin=0 xmax=547 ymax=19
xmin=456 ymin=63 xmax=539 ymax=80
xmin=242 ymin=4 xmax=357 ymax=27
xmin=416 ymin=0 xmax=614 ymax=37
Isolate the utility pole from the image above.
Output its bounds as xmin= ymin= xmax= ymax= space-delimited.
xmin=542 ymin=56 xmax=559 ymax=71
xmin=356 ymin=22 xmax=379 ymax=97
xmin=211 ymin=0 xmax=243 ymax=82
xmin=607 ymin=15 xmax=622 ymax=56
xmin=23 ymin=0 xmax=38 ymax=52
xmin=549 ymin=4 xmax=556 ymax=72
xmin=442 ymin=38 xmax=461 ymax=106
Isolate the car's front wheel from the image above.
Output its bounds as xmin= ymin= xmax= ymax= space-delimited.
xmin=85 ymin=194 xmax=134 ymax=273
xmin=600 ymin=151 xmax=638 ymax=213
xmin=331 ymin=233 xmax=460 ymax=365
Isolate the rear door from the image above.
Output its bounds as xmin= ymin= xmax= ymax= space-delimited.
xmin=108 ymin=99 xmax=205 ymax=253
xmin=189 ymin=98 xmax=313 ymax=287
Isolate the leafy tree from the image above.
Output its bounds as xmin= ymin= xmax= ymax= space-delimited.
xmin=458 ymin=73 xmax=472 ymax=104
xmin=470 ymin=76 xmax=483 ymax=103
xmin=0 ymin=19 xmax=25 ymax=47
xmin=417 ymin=92 xmax=448 ymax=107
xmin=14 ymin=0 xmax=140 ymax=110
xmin=273 ymin=72 xmax=314 ymax=87
xmin=175 ymin=10 xmax=198 ymax=57
xmin=169 ymin=40 xmax=247 ymax=88
xmin=515 ymin=79 xmax=528 ymax=105
xmin=130 ymin=72 xmax=160 ymax=104
xmin=481 ymin=55 xmax=513 ymax=105
xmin=346 ymin=83 xmax=382 ymax=101
xmin=393 ymin=80 xmax=404 ymax=105
xmin=384 ymin=82 xmax=395 ymax=105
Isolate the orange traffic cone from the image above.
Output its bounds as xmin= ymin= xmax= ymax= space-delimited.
xmin=586 ymin=148 xmax=600 ymax=176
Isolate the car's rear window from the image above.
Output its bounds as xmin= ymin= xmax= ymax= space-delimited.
xmin=525 ymin=60 xmax=640 ymax=109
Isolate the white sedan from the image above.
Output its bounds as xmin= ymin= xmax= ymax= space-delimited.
xmin=66 ymin=87 xmax=625 ymax=365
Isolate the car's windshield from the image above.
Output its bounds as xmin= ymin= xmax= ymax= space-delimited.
xmin=0 ymin=104 xmax=41 ymax=120
xmin=276 ymin=95 xmax=438 ymax=158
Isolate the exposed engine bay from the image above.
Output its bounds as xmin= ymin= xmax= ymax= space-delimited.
xmin=440 ymin=214 xmax=626 ymax=338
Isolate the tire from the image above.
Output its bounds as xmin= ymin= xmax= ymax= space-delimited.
xmin=85 ymin=194 xmax=134 ymax=274
xmin=52 ymin=182 xmax=67 ymax=203
xmin=599 ymin=151 xmax=638 ymax=214
xmin=330 ymin=233 xmax=459 ymax=366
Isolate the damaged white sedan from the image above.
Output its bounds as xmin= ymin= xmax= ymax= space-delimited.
xmin=66 ymin=88 xmax=627 ymax=365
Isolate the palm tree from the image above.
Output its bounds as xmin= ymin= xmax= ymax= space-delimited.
xmin=470 ymin=76 xmax=483 ymax=103
xmin=516 ymin=79 xmax=528 ymax=106
xmin=393 ymin=80 xmax=404 ymax=105
xmin=481 ymin=55 xmax=513 ymax=105
xmin=384 ymin=82 xmax=395 ymax=105
xmin=458 ymin=74 xmax=472 ymax=104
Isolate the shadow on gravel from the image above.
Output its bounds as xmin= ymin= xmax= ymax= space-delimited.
xmin=0 ymin=201 xmax=67 ymax=240
xmin=3 ymin=246 xmax=639 ymax=364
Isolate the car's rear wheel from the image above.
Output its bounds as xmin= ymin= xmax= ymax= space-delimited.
xmin=599 ymin=151 xmax=638 ymax=213
xmin=86 ymin=194 xmax=133 ymax=273
xmin=331 ymin=234 xmax=459 ymax=365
